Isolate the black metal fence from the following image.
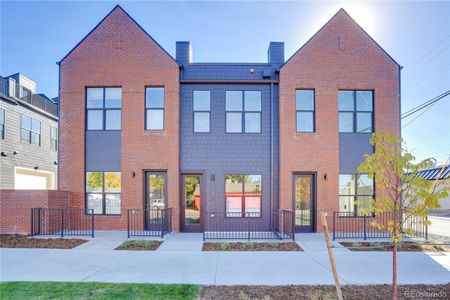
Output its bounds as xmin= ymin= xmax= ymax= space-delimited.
xmin=127 ymin=208 xmax=172 ymax=238
xmin=31 ymin=208 xmax=94 ymax=237
xmin=203 ymin=210 xmax=295 ymax=241
xmin=333 ymin=211 xmax=428 ymax=240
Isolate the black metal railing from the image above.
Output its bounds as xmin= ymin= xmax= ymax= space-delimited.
xmin=203 ymin=210 xmax=295 ymax=241
xmin=0 ymin=76 xmax=58 ymax=117
xmin=31 ymin=208 xmax=94 ymax=237
xmin=127 ymin=208 xmax=172 ymax=238
xmin=333 ymin=211 xmax=428 ymax=240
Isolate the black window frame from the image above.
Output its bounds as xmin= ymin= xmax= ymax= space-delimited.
xmin=85 ymin=171 xmax=122 ymax=215
xmin=338 ymin=90 xmax=374 ymax=133
xmin=225 ymin=174 xmax=262 ymax=218
xmin=295 ymin=89 xmax=316 ymax=133
xmin=0 ymin=108 xmax=4 ymax=139
xmin=86 ymin=87 xmax=122 ymax=131
xmin=193 ymin=90 xmax=211 ymax=133
xmin=225 ymin=90 xmax=262 ymax=134
xmin=20 ymin=114 xmax=41 ymax=145
xmin=145 ymin=86 xmax=165 ymax=131
xmin=338 ymin=173 xmax=375 ymax=216
xmin=50 ymin=126 xmax=58 ymax=151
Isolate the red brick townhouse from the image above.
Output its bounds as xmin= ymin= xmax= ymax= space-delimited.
xmin=54 ymin=5 xmax=399 ymax=236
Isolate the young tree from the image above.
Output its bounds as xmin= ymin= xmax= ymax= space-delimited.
xmin=358 ymin=131 xmax=449 ymax=300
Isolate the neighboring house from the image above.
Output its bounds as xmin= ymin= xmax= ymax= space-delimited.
xmin=0 ymin=73 xmax=58 ymax=190
xmin=58 ymin=5 xmax=400 ymax=233
xmin=416 ymin=165 xmax=450 ymax=212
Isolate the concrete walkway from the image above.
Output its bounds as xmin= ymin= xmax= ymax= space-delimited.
xmin=1 ymin=234 xmax=449 ymax=285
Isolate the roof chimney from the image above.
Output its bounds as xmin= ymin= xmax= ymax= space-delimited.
xmin=268 ymin=42 xmax=284 ymax=66
xmin=176 ymin=41 xmax=192 ymax=66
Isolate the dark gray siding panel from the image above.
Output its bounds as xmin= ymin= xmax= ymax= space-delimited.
xmin=180 ymin=84 xmax=278 ymax=213
xmin=182 ymin=64 xmax=276 ymax=80
xmin=85 ymin=131 xmax=121 ymax=171
xmin=339 ymin=133 xmax=373 ymax=173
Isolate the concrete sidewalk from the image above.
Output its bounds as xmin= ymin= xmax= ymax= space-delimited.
xmin=1 ymin=247 xmax=449 ymax=285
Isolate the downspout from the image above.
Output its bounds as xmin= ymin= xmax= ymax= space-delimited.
xmin=56 ymin=61 xmax=61 ymax=191
xmin=270 ymin=82 xmax=274 ymax=220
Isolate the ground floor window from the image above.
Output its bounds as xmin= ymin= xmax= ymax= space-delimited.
xmin=225 ymin=174 xmax=262 ymax=217
xmin=339 ymin=174 xmax=373 ymax=215
xmin=86 ymin=171 xmax=121 ymax=215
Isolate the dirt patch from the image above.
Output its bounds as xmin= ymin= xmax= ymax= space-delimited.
xmin=0 ymin=234 xmax=87 ymax=249
xmin=200 ymin=284 xmax=450 ymax=300
xmin=202 ymin=242 xmax=302 ymax=251
xmin=115 ymin=240 xmax=163 ymax=251
xmin=339 ymin=241 xmax=450 ymax=252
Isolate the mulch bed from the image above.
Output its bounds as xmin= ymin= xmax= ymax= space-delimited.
xmin=0 ymin=234 xmax=87 ymax=249
xmin=202 ymin=242 xmax=302 ymax=251
xmin=200 ymin=284 xmax=450 ymax=300
xmin=340 ymin=241 xmax=450 ymax=252
xmin=115 ymin=240 xmax=163 ymax=251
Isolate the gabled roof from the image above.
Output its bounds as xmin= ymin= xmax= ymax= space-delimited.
xmin=58 ymin=5 xmax=176 ymax=64
xmin=282 ymin=8 xmax=400 ymax=68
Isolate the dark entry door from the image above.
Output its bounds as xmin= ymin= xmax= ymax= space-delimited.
xmin=181 ymin=174 xmax=202 ymax=232
xmin=293 ymin=174 xmax=315 ymax=232
xmin=145 ymin=172 xmax=166 ymax=230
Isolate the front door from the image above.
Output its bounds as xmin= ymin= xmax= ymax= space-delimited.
xmin=145 ymin=172 xmax=166 ymax=230
xmin=181 ymin=174 xmax=202 ymax=232
xmin=293 ymin=174 xmax=315 ymax=232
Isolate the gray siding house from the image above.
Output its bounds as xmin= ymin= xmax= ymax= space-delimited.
xmin=0 ymin=73 xmax=58 ymax=189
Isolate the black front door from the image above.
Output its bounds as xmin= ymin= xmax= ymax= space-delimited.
xmin=293 ymin=174 xmax=315 ymax=232
xmin=181 ymin=174 xmax=202 ymax=232
xmin=145 ymin=172 xmax=166 ymax=230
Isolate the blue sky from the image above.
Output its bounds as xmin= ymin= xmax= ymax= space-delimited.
xmin=1 ymin=1 xmax=449 ymax=164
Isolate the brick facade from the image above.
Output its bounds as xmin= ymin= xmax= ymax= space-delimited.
xmin=0 ymin=190 xmax=69 ymax=234
xmin=59 ymin=7 xmax=180 ymax=231
xmin=279 ymin=10 xmax=400 ymax=231
xmin=50 ymin=6 xmax=400 ymax=234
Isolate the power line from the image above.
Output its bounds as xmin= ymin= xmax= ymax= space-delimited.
xmin=401 ymin=90 xmax=450 ymax=119
xmin=402 ymin=101 xmax=437 ymax=128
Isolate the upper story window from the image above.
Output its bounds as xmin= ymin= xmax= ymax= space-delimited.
xmin=0 ymin=108 xmax=4 ymax=139
xmin=21 ymin=114 xmax=40 ymax=145
xmin=296 ymin=89 xmax=315 ymax=132
xmin=338 ymin=90 xmax=373 ymax=133
xmin=193 ymin=91 xmax=210 ymax=133
xmin=86 ymin=87 xmax=122 ymax=130
xmin=225 ymin=174 xmax=262 ymax=217
xmin=339 ymin=174 xmax=374 ymax=216
xmin=146 ymin=87 xmax=165 ymax=130
xmin=50 ymin=127 xmax=58 ymax=151
xmin=226 ymin=91 xmax=261 ymax=133
xmin=86 ymin=171 xmax=121 ymax=215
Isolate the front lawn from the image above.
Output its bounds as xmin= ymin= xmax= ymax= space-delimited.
xmin=115 ymin=240 xmax=163 ymax=251
xmin=0 ymin=282 xmax=199 ymax=300
xmin=0 ymin=235 xmax=87 ymax=249
xmin=202 ymin=242 xmax=302 ymax=251
xmin=339 ymin=241 xmax=450 ymax=252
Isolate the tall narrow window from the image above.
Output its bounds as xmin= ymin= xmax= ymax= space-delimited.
xmin=86 ymin=87 xmax=122 ymax=130
xmin=50 ymin=127 xmax=58 ymax=151
xmin=146 ymin=87 xmax=164 ymax=130
xmin=193 ymin=91 xmax=210 ymax=133
xmin=339 ymin=174 xmax=374 ymax=215
xmin=86 ymin=171 xmax=121 ymax=215
xmin=21 ymin=114 xmax=40 ymax=145
xmin=225 ymin=174 xmax=262 ymax=217
xmin=226 ymin=91 xmax=261 ymax=133
xmin=147 ymin=173 xmax=166 ymax=209
xmin=296 ymin=89 xmax=315 ymax=132
xmin=0 ymin=108 xmax=4 ymax=139
xmin=338 ymin=90 xmax=373 ymax=133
